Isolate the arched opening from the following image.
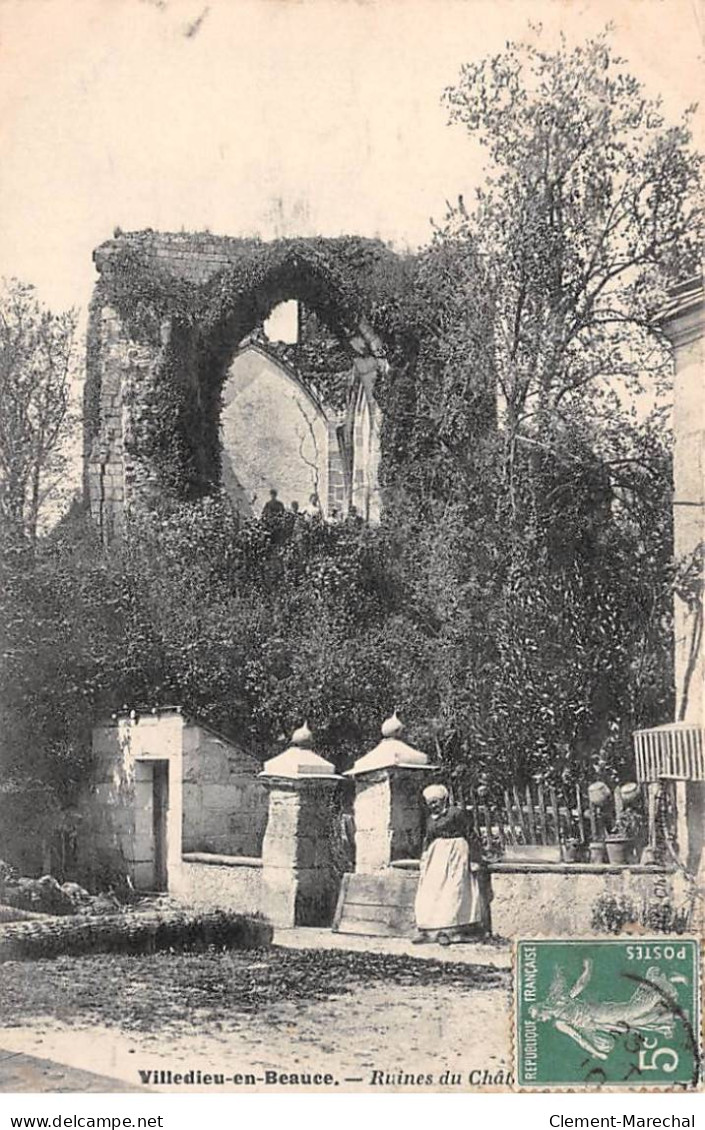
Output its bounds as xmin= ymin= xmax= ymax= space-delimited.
xmin=203 ymin=269 xmax=387 ymax=523
xmin=220 ymin=344 xmax=333 ymax=517
xmin=263 ymin=299 xmax=298 ymax=345
xmin=86 ymin=234 xmax=394 ymax=537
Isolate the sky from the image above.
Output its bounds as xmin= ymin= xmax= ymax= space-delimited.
xmin=0 ymin=0 xmax=702 ymax=318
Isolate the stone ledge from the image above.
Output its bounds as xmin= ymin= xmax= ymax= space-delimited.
xmin=260 ymin=774 xmax=343 ymax=790
xmin=490 ymin=861 xmax=676 ymax=875
xmin=389 ymin=858 xmax=675 ymax=875
xmin=181 ymin=852 xmax=263 ymax=868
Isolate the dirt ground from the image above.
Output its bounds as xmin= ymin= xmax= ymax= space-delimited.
xmin=0 ymin=981 xmax=513 ymax=1093
xmin=0 ymin=1047 xmax=143 ymax=1093
xmin=0 ymin=937 xmax=514 ymax=1093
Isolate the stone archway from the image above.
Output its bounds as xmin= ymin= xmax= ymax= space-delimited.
xmin=84 ymin=230 xmax=391 ymax=540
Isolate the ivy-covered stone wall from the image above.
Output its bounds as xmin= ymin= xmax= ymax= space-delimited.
xmin=84 ymin=230 xmax=401 ymax=540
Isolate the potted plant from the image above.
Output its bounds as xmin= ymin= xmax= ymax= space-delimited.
xmin=588 ymin=840 xmax=607 ymax=864
xmin=561 ymin=837 xmax=581 ymax=863
xmin=586 ymin=779 xmax=611 ymax=862
xmin=605 ymin=810 xmax=641 ymax=864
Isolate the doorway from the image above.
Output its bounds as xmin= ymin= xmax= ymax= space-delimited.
xmin=133 ymin=759 xmax=170 ymax=891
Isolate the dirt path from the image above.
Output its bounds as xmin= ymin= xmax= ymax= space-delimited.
xmin=0 ymin=1047 xmax=143 ymax=1093
xmin=0 ymin=980 xmax=514 ymax=1093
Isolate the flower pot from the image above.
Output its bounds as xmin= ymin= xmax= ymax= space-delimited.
xmin=605 ymin=835 xmax=632 ymax=865
xmin=561 ymin=841 xmax=580 ymax=863
xmin=588 ymin=781 xmax=611 ymax=807
xmin=619 ymin=782 xmax=640 ymax=807
xmin=589 ymin=841 xmax=607 ymax=864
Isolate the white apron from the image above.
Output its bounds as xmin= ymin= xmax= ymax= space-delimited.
xmin=414 ymin=836 xmax=480 ymax=930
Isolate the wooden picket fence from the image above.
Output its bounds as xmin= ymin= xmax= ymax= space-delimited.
xmin=464 ymin=781 xmax=645 ymax=852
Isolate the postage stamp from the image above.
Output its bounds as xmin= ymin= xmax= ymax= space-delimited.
xmin=515 ymin=939 xmax=701 ymax=1089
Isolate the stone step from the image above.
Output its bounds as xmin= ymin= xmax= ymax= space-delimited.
xmin=334 ymin=917 xmax=414 ymax=938
xmin=333 ymin=869 xmax=419 ymax=938
xmin=339 ymin=901 xmax=416 ymax=926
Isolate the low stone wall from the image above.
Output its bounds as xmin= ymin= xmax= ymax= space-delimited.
xmin=171 ymin=855 xmax=678 ymax=939
xmin=488 ymin=862 xmax=676 ymax=937
xmin=350 ymin=860 xmax=677 ymax=939
xmin=171 ymin=853 xmax=264 ymax=916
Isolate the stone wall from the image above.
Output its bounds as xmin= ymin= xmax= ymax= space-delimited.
xmin=79 ymin=711 xmax=264 ymax=890
xmin=86 ymin=231 xmax=386 ymax=539
xmin=171 ymin=854 xmax=264 ymax=914
xmin=170 ymin=854 xmax=678 ymax=939
xmin=488 ymin=863 xmax=677 ymax=938
xmin=84 ymin=304 xmax=155 ymax=543
xmin=78 ymin=711 xmax=184 ymax=890
xmin=220 ymin=346 xmax=332 ymax=515
xmin=661 ymin=282 xmax=705 ymax=725
xmin=335 ymin=861 xmax=677 ymax=939
xmin=95 ymin=231 xmax=266 ymax=286
xmin=648 ymin=280 xmax=705 ymax=903
xmin=352 ymin=767 xmax=428 ymax=874
xmin=260 ymin=777 xmax=342 ymax=927
xmin=182 ymin=724 xmax=268 ymax=858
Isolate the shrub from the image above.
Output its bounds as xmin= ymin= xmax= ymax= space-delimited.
xmin=641 ymin=899 xmax=691 ymax=935
xmin=0 ymin=908 xmax=272 ymax=963
xmin=591 ymin=893 xmax=638 ymax=934
xmin=591 ymin=891 xmax=693 ymax=935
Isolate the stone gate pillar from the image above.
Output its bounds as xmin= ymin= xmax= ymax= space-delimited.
xmin=260 ymin=724 xmax=342 ymax=928
xmin=346 ymin=714 xmax=437 ymax=874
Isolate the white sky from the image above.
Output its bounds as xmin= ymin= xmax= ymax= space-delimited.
xmin=0 ymin=0 xmax=702 ymax=317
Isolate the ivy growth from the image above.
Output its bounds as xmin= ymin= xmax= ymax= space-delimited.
xmin=86 ymin=232 xmax=422 ymax=499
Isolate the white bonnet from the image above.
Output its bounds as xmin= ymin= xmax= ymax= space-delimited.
xmin=422 ymin=784 xmax=449 ymax=803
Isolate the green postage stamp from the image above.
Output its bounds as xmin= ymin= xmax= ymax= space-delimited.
xmin=515 ymin=939 xmax=701 ymax=1089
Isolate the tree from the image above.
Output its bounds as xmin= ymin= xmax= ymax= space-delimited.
xmin=0 ymin=511 xmax=120 ymax=872
xmin=441 ymin=29 xmax=701 ymax=456
xmin=0 ymin=279 xmax=78 ymax=547
xmin=379 ymin=28 xmax=695 ymax=790
xmin=379 ymin=235 xmax=496 ymax=507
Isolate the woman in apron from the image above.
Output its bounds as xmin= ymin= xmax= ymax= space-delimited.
xmin=413 ymin=784 xmax=489 ymax=945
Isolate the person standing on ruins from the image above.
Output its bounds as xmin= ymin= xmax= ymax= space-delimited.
xmin=262 ymin=488 xmax=285 ymax=522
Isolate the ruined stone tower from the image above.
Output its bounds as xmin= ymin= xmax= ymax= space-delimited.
xmin=84 ymin=230 xmax=392 ymax=541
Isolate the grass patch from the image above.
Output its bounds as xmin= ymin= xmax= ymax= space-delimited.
xmin=0 ymin=946 xmax=507 ymax=1034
